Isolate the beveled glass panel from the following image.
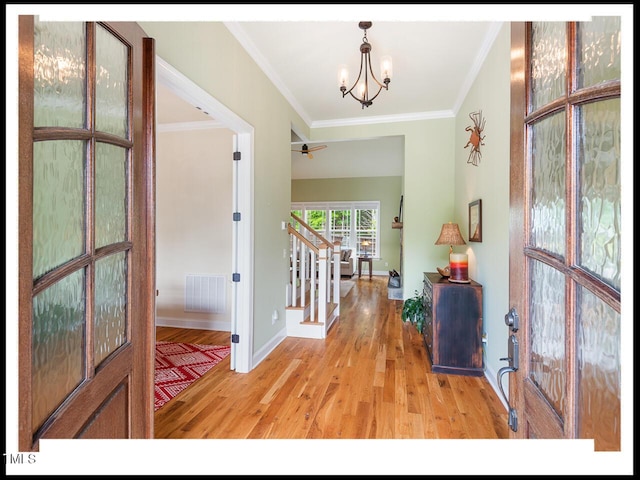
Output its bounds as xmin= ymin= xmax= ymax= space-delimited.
xmin=577 ymin=99 xmax=621 ymax=290
xmin=33 ymin=140 xmax=85 ymax=278
xmin=94 ymin=252 xmax=127 ymax=365
xmin=33 ymin=19 xmax=86 ymax=128
xmin=577 ymin=16 xmax=621 ymax=89
xmin=529 ymin=260 xmax=566 ymax=418
xmin=531 ymin=22 xmax=566 ymax=111
xmin=530 ymin=112 xmax=566 ymax=256
xmin=32 ymin=269 xmax=85 ymax=433
xmin=95 ymin=142 xmax=127 ymax=248
xmin=95 ymin=24 xmax=128 ymax=138
xmin=577 ymin=286 xmax=620 ymax=451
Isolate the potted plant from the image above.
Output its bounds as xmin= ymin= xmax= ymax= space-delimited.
xmin=401 ymin=290 xmax=426 ymax=333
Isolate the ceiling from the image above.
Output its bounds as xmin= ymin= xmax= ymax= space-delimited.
xmin=156 ymin=17 xmax=501 ymax=179
xmin=226 ymin=20 xmax=500 ymax=127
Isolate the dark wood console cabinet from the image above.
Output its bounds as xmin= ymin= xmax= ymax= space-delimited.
xmin=422 ymin=272 xmax=483 ymax=376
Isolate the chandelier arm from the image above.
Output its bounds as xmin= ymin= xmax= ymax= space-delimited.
xmin=366 ymin=56 xmax=388 ymax=90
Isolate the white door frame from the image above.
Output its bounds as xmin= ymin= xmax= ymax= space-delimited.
xmin=156 ymin=57 xmax=254 ymax=373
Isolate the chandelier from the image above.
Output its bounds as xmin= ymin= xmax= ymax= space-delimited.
xmin=338 ymin=21 xmax=392 ymax=109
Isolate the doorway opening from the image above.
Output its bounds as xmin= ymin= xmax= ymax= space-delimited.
xmin=156 ymin=57 xmax=254 ymax=373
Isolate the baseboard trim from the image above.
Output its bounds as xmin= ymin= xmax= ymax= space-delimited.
xmin=252 ymin=327 xmax=287 ymax=368
xmin=155 ymin=316 xmax=231 ymax=332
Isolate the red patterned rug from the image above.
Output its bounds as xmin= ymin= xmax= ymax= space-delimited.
xmin=155 ymin=341 xmax=231 ymax=411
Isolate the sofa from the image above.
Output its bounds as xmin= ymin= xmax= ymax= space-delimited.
xmin=339 ymin=249 xmax=354 ymax=277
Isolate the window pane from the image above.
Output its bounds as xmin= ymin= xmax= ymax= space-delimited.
xmin=94 ymin=252 xmax=127 ymax=366
xmin=577 ymin=99 xmax=621 ymax=290
xmin=355 ymin=208 xmax=377 ymax=257
xmin=330 ymin=209 xmax=351 ymax=248
xmin=531 ymin=22 xmax=567 ymax=111
xmin=95 ymin=142 xmax=127 ymax=248
xmin=529 ymin=259 xmax=566 ymax=419
xmin=32 ymin=269 xmax=85 ymax=433
xmin=95 ymin=24 xmax=128 ymax=138
xmin=305 ymin=209 xmax=326 ymax=242
xmin=577 ymin=16 xmax=621 ymax=89
xmin=531 ymin=111 xmax=566 ymax=257
xmin=577 ymin=285 xmax=620 ymax=451
xmin=33 ymin=140 xmax=85 ymax=278
xmin=33 ymin=19 xmax=86 ymax=129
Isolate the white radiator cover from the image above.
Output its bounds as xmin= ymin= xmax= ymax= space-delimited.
xmin=185 ymin=274 xmax=226 ymax=314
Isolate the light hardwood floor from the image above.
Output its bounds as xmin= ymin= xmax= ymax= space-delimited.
xmin=154 ymin=276 xmax=509 ymax=439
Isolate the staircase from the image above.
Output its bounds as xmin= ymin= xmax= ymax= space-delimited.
xmin=286 ymin=213 xmax=341 ymax=338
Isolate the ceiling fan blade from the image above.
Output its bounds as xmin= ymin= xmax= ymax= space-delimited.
xmin=307 ymin=152 xmax=314 ymax=159
xmin=308 ymin=145 xmax=327 ymax=152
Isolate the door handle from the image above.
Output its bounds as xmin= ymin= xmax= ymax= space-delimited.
xmin=497 ymin=334 xmax=519 ymax=432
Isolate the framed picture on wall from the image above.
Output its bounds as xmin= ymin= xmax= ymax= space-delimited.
xmin=469 ymin=199 xmax=482 ymax=242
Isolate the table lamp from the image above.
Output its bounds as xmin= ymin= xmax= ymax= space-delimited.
xmin=361 ymin=240 xmax=370 ymax=258
xmin=435 ymin=222 xmax=468 ymax=283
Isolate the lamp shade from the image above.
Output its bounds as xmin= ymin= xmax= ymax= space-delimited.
xmin=361 ymin=240 xmax=371 ymax=255
xmin=435 ymin=222 xmax=466 ymax=247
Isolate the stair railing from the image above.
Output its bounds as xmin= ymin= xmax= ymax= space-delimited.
xmin=288 ymin=213 xmax=342 ymax=327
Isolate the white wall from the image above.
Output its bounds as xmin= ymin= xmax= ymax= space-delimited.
xmin=155 ymin=128 xmax=235 ymax=330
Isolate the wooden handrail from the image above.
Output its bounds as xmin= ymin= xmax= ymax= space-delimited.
xmin=290 ymin=212 xmax=333 ymax=247
xmin=288 ymin=225 xmax=319 ymax=254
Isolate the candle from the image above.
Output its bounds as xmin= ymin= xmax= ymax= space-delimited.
xmin=449 ymin=253 xmax=469 ymax=282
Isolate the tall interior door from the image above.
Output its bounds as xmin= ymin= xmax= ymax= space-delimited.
xmin=509 ymin=18 xmax=621 ymax=450
xmin=18 ymin=17 xmax=156 ymax=450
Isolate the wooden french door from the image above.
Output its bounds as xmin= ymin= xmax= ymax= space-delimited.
xmin=509 ymin=19 xmax=621 ymax=450
xmin=18 ymin=17 xmax=156 ymax=450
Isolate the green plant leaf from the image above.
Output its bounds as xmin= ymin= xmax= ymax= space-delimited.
xmin=401 ymin=290 xmax=425 ymax=332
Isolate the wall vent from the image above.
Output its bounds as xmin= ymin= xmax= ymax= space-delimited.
xmin=185 ymin=274 xmax=226 ymax=314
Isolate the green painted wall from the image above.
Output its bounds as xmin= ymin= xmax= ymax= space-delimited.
xmin=292 ymin=176 xmax=403 ymax=274
xmin=453 ymin=23 xmax=511 ymax=391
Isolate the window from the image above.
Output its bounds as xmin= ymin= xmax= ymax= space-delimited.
xmin=292 ymin=201 xmax=380 ymax=257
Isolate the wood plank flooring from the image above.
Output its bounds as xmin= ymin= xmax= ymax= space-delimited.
xmin=154 ymin=276 xmax=509 ymax=439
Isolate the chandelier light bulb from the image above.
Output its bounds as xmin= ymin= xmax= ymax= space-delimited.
xmin=380 ymin=55 xmax=393 ymax=80
xmin=338 ymin=65 xmax=349 ymax=88
xmin=358 ymin=83 xmax=366 ymax=100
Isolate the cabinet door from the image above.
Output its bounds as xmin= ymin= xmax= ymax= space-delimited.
xmin=434 ymin=286 xmax=482 ymax=369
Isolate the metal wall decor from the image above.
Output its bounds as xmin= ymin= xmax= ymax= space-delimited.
xmin=464 ymin=110 xmax=486 ymax=166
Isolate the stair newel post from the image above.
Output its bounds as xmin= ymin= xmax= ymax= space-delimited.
xmin=317 ymin=244 xmax=328 ymax=329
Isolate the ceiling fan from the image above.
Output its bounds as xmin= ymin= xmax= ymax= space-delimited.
xmin=291 ymin=143 xmax=327 ymax=159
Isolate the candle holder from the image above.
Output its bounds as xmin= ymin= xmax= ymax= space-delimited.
xmin=448 ymin=253 xmax=470 ymax=283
